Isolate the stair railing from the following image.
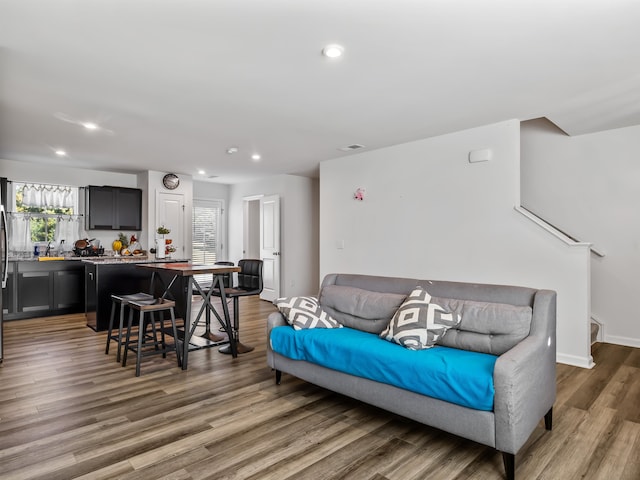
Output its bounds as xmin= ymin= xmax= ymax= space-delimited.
xmin=514 ymin=205 xmax=604 ymax=257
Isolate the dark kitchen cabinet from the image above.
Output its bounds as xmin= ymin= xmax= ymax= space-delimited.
xmin=5 ymin=260 xmax=85 ymax=320
xmin=53 ymin=268 xmax=85 ymax=309
xmin=18 ymin=269 xmax=50 ymax=313
xmin=86 ymin=185 xmax=142 ymax=231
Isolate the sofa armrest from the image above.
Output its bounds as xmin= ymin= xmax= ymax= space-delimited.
xmin=493 ymin=290 xmax=556 ymax=454
xmin=267 ymin=311 xmax=287 ymax=330
xmin=266 ymin=311 xmax=288 ymax=368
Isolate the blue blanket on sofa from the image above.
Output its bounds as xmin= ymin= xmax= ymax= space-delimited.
xmin=270 ymin=326 xmax=497 ymax=411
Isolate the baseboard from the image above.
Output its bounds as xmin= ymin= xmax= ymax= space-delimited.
xmin=603 ymin=334 xmax=640 ymax=348
xmin=557 ymin=352 xmax=595 ymax=369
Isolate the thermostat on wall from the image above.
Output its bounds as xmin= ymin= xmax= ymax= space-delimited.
xmin=469 ymin=149 xmax=492 ymax=163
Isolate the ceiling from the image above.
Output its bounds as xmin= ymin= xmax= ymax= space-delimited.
xmin=1 ymin=0 xmax=639 ymax=184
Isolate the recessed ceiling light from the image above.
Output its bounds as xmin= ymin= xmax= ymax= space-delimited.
xmin=226 ymin=147 xmax=239 ymax=154
xmin=322 ymin=44 xmax=344 ymax=58
xmin=82 ymin=122 xmax=99 ymax=131
xmin=198 ymin=169 xmax=206 ymax=175
xmin=54 ymin=149 xmax=67 ymax=156
xmin=251 ymin=154 xmax=261 ymax=161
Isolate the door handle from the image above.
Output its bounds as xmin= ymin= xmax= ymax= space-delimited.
xmin=1 ymin=206 xmax=7 ymax=289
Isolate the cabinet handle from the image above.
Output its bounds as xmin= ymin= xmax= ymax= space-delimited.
xmin=89 ymin=272 xmax=94 ymax=280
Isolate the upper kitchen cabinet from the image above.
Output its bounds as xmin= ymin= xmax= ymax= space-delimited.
xmin=86 ymin=185 xmax=142 ymax=230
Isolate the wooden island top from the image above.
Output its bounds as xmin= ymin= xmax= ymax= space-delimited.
xmin=135 ymin=262 xmax=240 ymax=276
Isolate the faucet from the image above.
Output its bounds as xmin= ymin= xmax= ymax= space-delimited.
xmin=45 ymin=242 xmax=52 ymax=257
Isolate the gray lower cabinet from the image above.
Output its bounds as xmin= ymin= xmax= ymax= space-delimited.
xmin=4 ymin=261 xmax=86 ymax=320
xmin=53 ymin=268 xmax=85 ymax=309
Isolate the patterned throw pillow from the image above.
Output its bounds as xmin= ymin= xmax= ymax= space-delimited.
xmin=380 ymin=287 xmax=461 ymax=349
xmin=274 ymin=296 xmax=342 ymax=330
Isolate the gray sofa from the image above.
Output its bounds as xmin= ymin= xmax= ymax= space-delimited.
xmin=266 ymin=273 xmax=557 ymax=480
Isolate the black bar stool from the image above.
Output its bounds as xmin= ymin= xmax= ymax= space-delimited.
xmin=122 ymin=298 xmax=181 ymax=377
xmin=105 ymin=292 xmax=155 ymax=363
xmin=211 ymin=259 xmax=263 ymax=354
xmin=193 ymin=261 xmax=235 ymax=342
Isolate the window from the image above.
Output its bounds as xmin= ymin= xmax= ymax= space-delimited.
xmin=192 ymin=199 xmax=224 ymax=286
xmin=10 ymin=182 xmax=81 ymax=253
xmin=192 ymin=199 xmax=223 ymax=263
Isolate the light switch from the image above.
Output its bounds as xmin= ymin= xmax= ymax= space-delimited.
xmin=336 ymin=240 xmax=345 ymax=249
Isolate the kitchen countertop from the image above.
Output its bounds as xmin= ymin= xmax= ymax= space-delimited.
xmin=9 ymin=254 xmax=189 ymax=264
xmin=82 ymin=257 xmax=189 ymax=264
xmin=8 ymin=255 xmax=83 ymax=262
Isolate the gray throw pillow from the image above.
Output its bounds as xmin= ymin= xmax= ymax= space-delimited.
xmin=274 ymin=296 xmax=342 ymax=330
xmin=380 ymin=287 xmax=461 ymax=350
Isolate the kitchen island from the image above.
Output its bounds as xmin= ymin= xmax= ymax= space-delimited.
xmin=84 ymin=257 xmax=189 ymax=331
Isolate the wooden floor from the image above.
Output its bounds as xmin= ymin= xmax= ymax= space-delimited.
xmin=0 ymin=297 xmax=639 ymax=480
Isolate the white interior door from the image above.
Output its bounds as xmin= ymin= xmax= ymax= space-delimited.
xmin=260 ymin=195 xmax=280 ymax=301
xmin=157 ymin=192 xmax=185 ymax=258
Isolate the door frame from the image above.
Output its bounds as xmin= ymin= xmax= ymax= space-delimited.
xmin=242 ymin=194 xmax=281 ymax=301
xmin=242 ymin=195 xmax=262 ymax=259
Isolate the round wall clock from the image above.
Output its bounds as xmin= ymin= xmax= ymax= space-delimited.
xmin=162 ymin=173 xmax=180 ymax=190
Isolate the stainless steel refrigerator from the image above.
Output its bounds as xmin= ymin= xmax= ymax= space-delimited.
xmin=1 ymin=203 xmax=7 ymax=362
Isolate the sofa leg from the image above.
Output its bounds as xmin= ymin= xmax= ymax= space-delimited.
xmin=275 ymin=369 xmax=282 ymax=385
xmin=544 ymin=407 xmax=553 ymax=431
xmin=502 ymin=452 xmax=515 ymax=480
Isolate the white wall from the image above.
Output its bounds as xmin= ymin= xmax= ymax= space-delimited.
xmin=320 ymin=120 xmax=592 ymax=367
xmin=0 ymin=158 xmax=139 ymax=188
xmin=228 ymin=174 xmax=319 ymax=298
xmin=193 ymin=180 xmax=229 ymax=206
xmin=521 ymin=118 xmax=640 ymax=348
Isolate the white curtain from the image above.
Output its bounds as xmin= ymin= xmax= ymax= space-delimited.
xmin=8 ymin=213 xmax=33 ymax=253
xmin=21 ymin=184 xmax=74 ymax=209
xmin=54 ymin=216 xmax=82 ymax=251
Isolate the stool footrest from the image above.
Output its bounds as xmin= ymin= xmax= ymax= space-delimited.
xmin=170 ymin=328 xmax=230 ymax=350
